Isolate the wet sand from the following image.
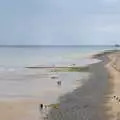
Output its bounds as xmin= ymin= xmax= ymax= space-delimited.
xmin=47 ymin=50 xmax=120 ymax=120
xmin=0 ymin=100 xmax=41 ymax=120
xmin=0 ymin=62 xmax=104 ymax=120
xmin=0 ymin=65 xmax=90 ymax=120
xmin=47 ymin=60 xmax=110 ymax=120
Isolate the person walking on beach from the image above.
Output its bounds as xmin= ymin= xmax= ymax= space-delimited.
xmin=40 ymin=104 xmax=44 ymax=111
xmin=57 ymin=81 xmax=61 ymax=86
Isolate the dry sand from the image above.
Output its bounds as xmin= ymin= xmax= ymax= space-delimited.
xmin=105 ymin=52 xmax=120 ymax=120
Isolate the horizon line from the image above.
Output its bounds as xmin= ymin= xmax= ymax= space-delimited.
xmin=0 ymin=45 xmax=115 ymax=47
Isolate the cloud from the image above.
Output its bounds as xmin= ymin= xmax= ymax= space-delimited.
xmin=1 ymin=0 xmax=120 ymax=45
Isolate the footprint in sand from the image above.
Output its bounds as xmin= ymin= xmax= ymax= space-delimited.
xmin=112 ymin=96 xmax=120 ymax=104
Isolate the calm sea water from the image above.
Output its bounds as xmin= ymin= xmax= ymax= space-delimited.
xmin=0 ymin=46 xmax=116 ymax=68
xmin=0 ymin=45 xmax=116 ymax=100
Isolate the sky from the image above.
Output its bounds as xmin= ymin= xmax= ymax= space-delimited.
xmin=0 ymin=0 xmax=120 ymax=45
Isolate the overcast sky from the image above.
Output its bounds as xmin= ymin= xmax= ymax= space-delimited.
xmin=0 ymin=0 xmax=120 ymax=45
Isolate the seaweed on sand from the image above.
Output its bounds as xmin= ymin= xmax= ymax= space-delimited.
xmin=51 ymin=66 xmax=89 ymax=72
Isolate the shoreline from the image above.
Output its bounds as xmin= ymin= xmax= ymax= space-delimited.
xmin=0 ymin=49 xmax=117 ymax=120
xmin=26 ymin=49 xmax=116 ymax=69
xmin=47 ymin=49 xmax=117 ymax=120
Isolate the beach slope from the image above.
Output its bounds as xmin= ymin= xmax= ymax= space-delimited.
xmin=48 ymin=57 xmax=110 ymax=120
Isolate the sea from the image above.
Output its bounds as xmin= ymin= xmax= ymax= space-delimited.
xmin=0 ymin=45 xmax=116 ymax=68
xmin=0 ymin=45 xmax=116 ymax=101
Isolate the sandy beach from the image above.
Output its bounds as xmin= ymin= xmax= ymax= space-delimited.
xmin=0 ymin=61 xmax=90 ymax=120
xmin=104 ymin=52 xmax=120 ymax=120
xmin=47 ymin=58 xmax=109 ymax=120
xmin=47 ymin=50 xmax=120 ymax=120
xmin=0 ymin=50 xmax=120 ymax=120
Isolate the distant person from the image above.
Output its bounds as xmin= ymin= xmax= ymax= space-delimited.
xmin=40 ymin=104 xmax=44 ymax=111
xmin=57 ymin=81 xmax=61 ymax=86
xmin=59 ymin=81 xmax=61 ymax=86
xmin=72 ymin=64 xmax=76 ymax=66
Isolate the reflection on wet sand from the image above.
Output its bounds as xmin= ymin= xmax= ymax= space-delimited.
xmin=0 ymin=66 xmax=90 ymax=120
